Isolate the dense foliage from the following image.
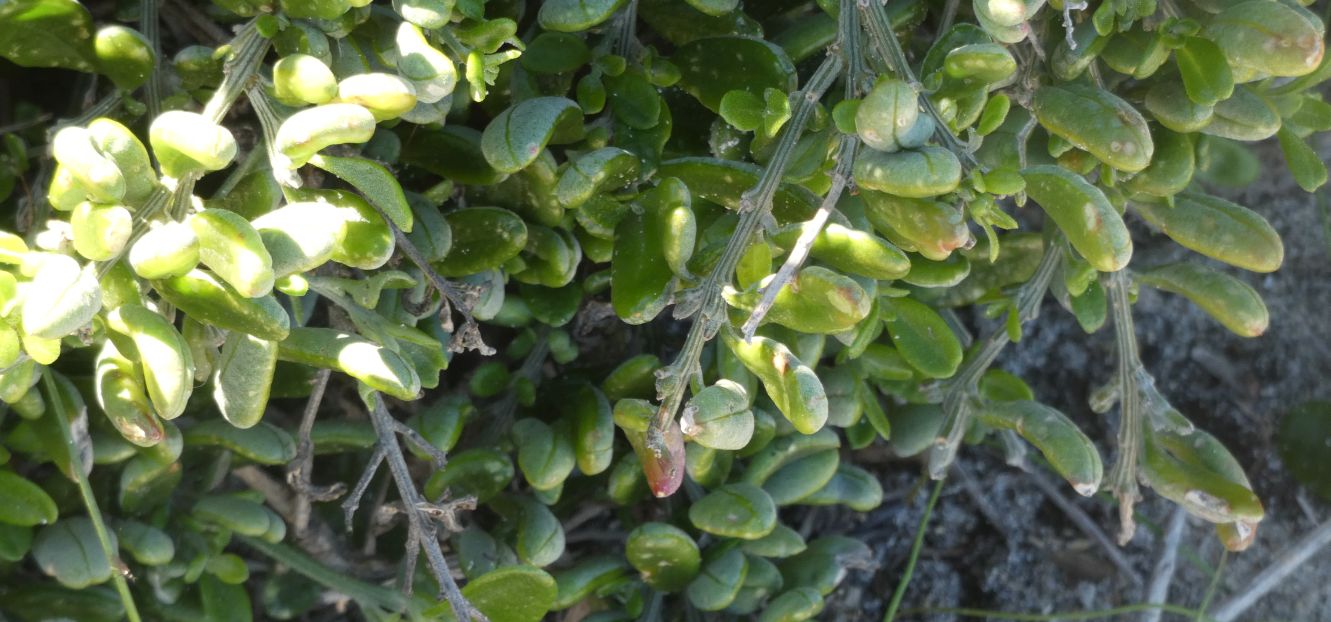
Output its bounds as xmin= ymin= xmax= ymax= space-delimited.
xmin=0 ymin=0 xmax=1327 ymax=619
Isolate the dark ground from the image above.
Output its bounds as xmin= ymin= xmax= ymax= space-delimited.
xmin=820 ymin=141 xmax=1331 ymax=622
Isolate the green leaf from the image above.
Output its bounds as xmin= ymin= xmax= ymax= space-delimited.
xmin=550 ymin=557 xmax=624 ymax=610
xmin=1136 ymin=262 xmax=1268 ymax=337
xmin=1176 ymin=36 xmax=1233 ymax=106
xmin=0 ymin=470 xmax=58 ymax=526
xmin=880 ymin=297 xmax=962 ymax=379
xmin=685 ymin=546 xmax=747 ymax=611
xmin=978 ymin=401 xmax=1104 ymax=496
xmin=759 ymin=587 xmax=825 ymax=622
xmin=201 ymin=574 xmax=253 ymax=622
xmin=741 ymin=524 xmax=807 ymax=558
xmin=798 ymin=464 xmax=884 ymax=511
xmin=688 ymin=483 xmax=777 ymax=539
xmin=192 ymin=495 xmax=286 ymax=541
xmin=456 ymin=565 xmax=556 ymax=622
xmin=1277 ymin=125 xmax=1327 ymax=192
xmin=1287 ymin=96 xmax=1331 ymax=133
xmin=481 ymin=97 xmax=583 ymax=174
xmin=0 ymin=0 xmax=96 ymax=71
xmin=32 ymin=518 xmax=115 ymax=589
xmin=183 ymin=420 xmax=298 ymax=465
xmin=684 ymin=0 xmax=738 ymax=16
xmin=674 ymin=36 xmax=797 ymax=113
xmin=719 ymin=89 xmax=764 ymax=131
xmin=0 ymin=523 xmax=33 ymax=562
xmin=626 ymin=522 xmax=701 ymax=592
xmin=307 ymin=154 xmax=414 ymax=233
xmin=424 ymin=448 xmax=514 ymax=503
xmin=520 ymin=32 xmax=590 ymax=74
xmin=512 ymin=418 xmax=576 ymax=491
xmin=658 ymin=157 xmax=818 ymax=224
xmin=435 ymin=207 xmax=528 ymax=276
xmin=495 ymin=495 xmax=565 ymax=567
xmin=606 ymin=69 xmax=662 ymax=130
xmin=1278 ymin=401 xmax=1331 ymax=502
xmin=113 ymin=520 xmax=174 ymax=566
xmin=537 ymin=0 xmax=626 ymax=32
xmin=761 ymin=449 xmax=839 ymax=505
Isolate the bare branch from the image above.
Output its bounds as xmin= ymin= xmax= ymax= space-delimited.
xmin=366 ymin=394 xmax=482 ymax=621
xmin=391 ymin=418 xmax=449 ymax=470
xmin=383 ymin=221 xmax=495 ymax=356
xmin=289 ymin=370 xmax=346 ymax=536
xmin=1141 ymin=506 xmax=1188 ymax=622
xmin=740 ymin=136 xmax=857 ymax=339
xmin=341 ymin=445 xmax=387 ymax=532
xmin=1027 ymin=467 xmax=1143 ymax=586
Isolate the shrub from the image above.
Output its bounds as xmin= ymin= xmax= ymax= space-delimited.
xmin=0 ymin=0 xmax=1325 ymax=619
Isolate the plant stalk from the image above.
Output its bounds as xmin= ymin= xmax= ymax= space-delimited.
xmin=1106 ymin=269 xmax=1144 ymax=543
xmin=652 ymin=50 xmax=843 ymax=432
xmin=42 ymin=370 xmax=142 ymax=622
xmin=927 ymin=240 xmax=1061 ymax=478
xmin=883 ymin=477 xmax=946 ymax=622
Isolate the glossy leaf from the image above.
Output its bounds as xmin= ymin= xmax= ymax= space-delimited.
xmin=689 ymin=483 xmax=777 ymax=539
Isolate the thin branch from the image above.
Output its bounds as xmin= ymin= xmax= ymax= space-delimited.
xmin=341 ymin=444 xmax=387 ymax=532
xmin=954 ymin=461 xmax=1014 ymax=540
xmin=161 ymin=0 xmax=231 ymax=45
xmin=903 ymin=604 xmax=1216 ymax=621
xmin=882 ymin=477 xmax=946 ymax=622
xmin=43 ymin=371 xmax=142 ymax=622
xmin=385 ymin=222 xmax=494 ymax=355
xmin=739 ymin=135 xmax=857 ymax=339
xmin=1194 ymin=550 xmax=1229 ymax=622
xmin=201 ymin=22 xmax=268 ymax=124
xmin=1106 ymin=270 xmax=1144 ymax=543
xmin=391 ymin=419 xmax=450 ymax=469
xmin=366 ymin=394 xmax=480 ymax=621
xmin=653 ymin=47 xmax=844 ymax=434
xmin=1026 ymin=467 xmax=1143 ymax=586
xmin=1141 ymin=506 xmax=1188 ymax=622
xmin=289 ymin=369 xmax=345 ymax=537
xmin=927 ymin=241 xmax=1062 ymax=478
xmin=0 ymin=113 xmax=52 ymax=134
xmin=1209 ymin=517 xmax=1331 ymax=622
xmin=240 ymin=536 xmax=419 ymax=617
xmin=139 ymin=0 xmax=163 ymax=121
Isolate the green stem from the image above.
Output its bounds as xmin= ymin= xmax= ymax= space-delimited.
xmin=211 ymin=140 xmax=265 ymax=200
xmin=883 ymin=477 xmax=946 ymax=622
xmin=246 ymin=85 xmax=303 ymax=188
xmin=927 ymin=240 xmax=1062 ymax=478
xmin=1106 ymin=270 xmax=1143 ymax=543
xmin=202 ymin=22 xmax=268 ymax=124
xmin=652 ymin=51 xmax=842 ymax=431
xmin=1195 ymin=550 xmax=1229 ymax=622
xmin=739 ymin=135 xmax=857 ymax=339
xmin=901 ymin=604 xmax=1217 ymax=621
xmin=41 ymin=370 xmax=142 ymax=622
xmin=857 ymin=0 xmax=980 ymax=170
xmin=238 ymin=535 xmax=419 ymax=615
xmin=59 ymin=92 xmax=124 ymax=131
xmin=140 ymin=0 xmax=163 ymax=121
xmin=96 ymin=186 xmax=169 ymax=280
xmin=96 ymin=18 xmax=267 ymax=279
